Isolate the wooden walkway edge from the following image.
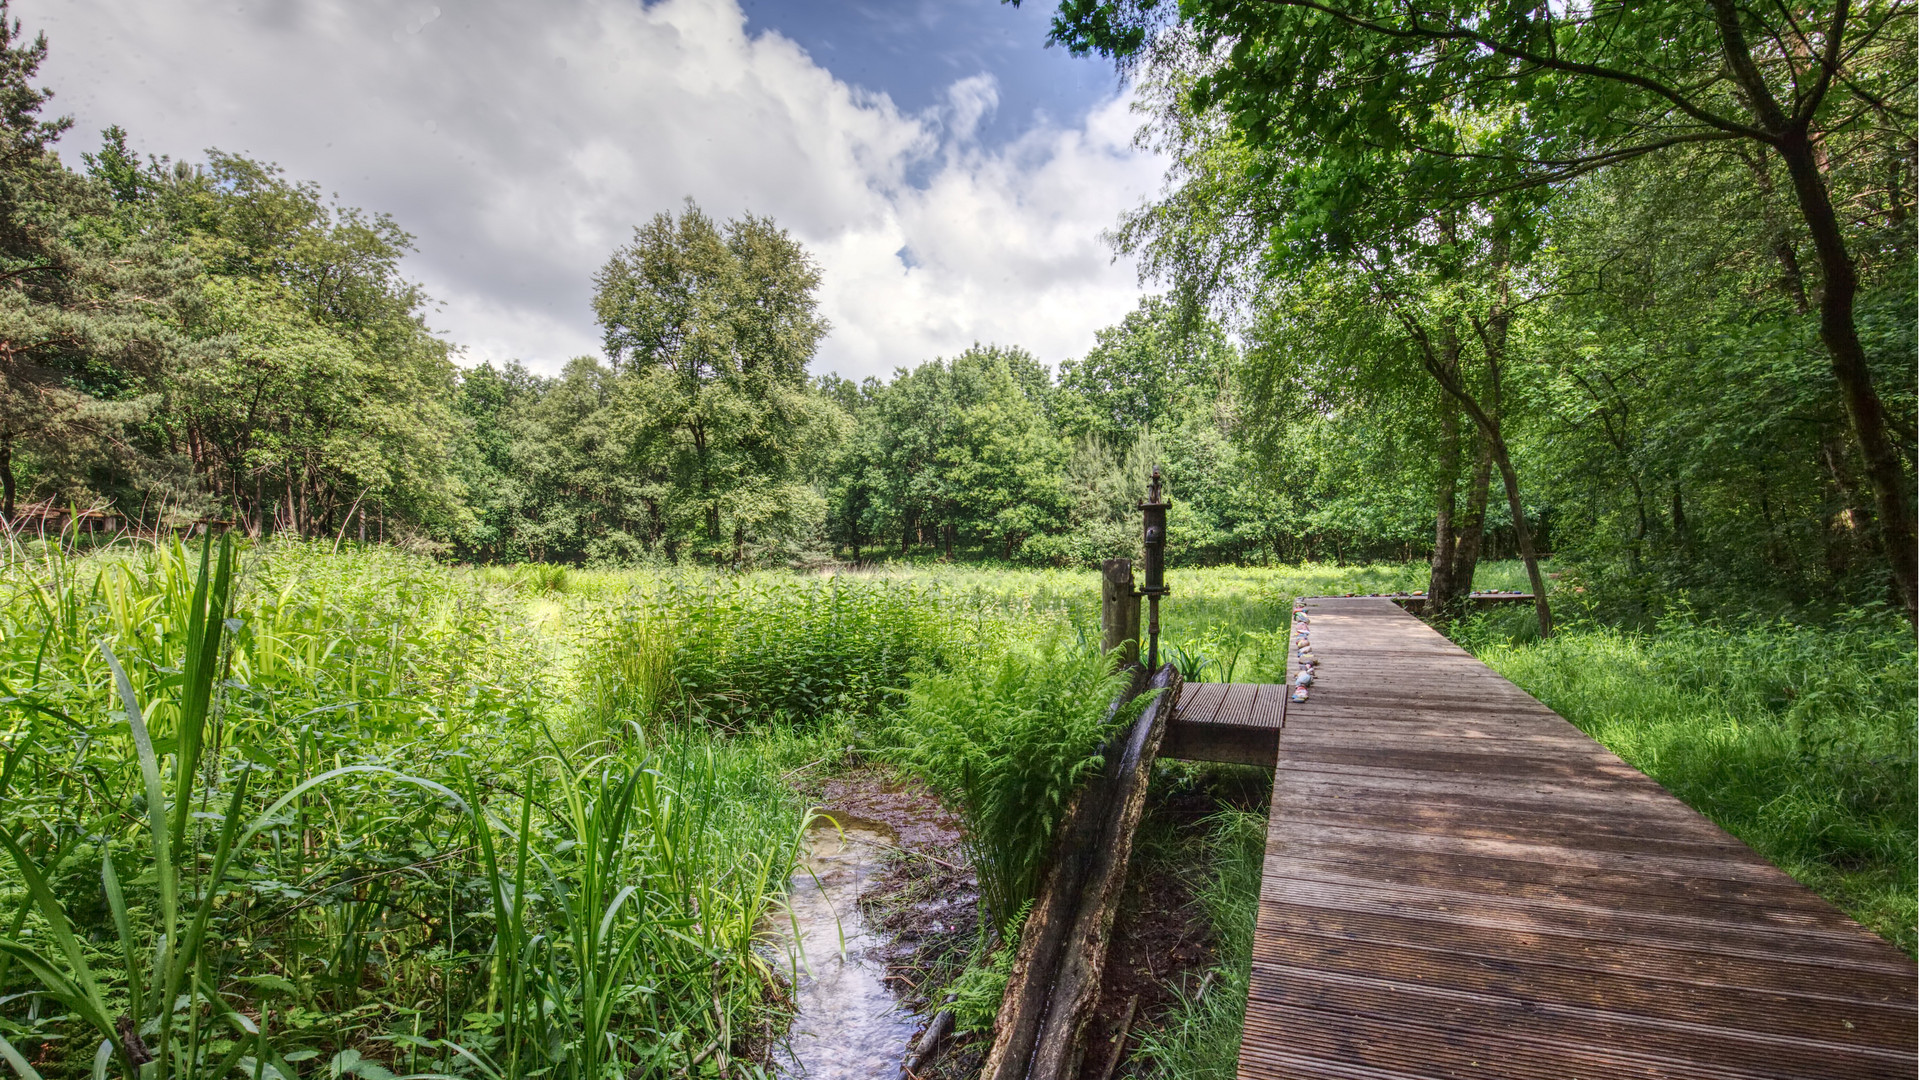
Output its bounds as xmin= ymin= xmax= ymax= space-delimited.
xmin=1174 ymin=596 xmax=1916 ymax=1079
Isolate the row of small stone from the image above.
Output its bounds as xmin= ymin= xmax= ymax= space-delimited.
xmin=1290 ymin=603 xmax=1313 ymax=703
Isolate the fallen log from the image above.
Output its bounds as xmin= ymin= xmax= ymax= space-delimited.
xmin=980 ymin=663 xmax=1181 ymax=1080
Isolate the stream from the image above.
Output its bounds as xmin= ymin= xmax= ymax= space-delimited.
xmin=774 ymin=812 xmax=923 ymax=1078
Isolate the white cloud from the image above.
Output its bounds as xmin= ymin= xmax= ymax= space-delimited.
xmin=32 ymin=0 xmax=1161 ymax=379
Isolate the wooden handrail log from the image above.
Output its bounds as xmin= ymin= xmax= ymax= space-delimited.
xmin=981 ymin=662 xmax=1182 ymax=1080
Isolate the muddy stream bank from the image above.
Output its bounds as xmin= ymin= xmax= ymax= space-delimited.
xmin=773 ymin=767 xmax=1257 ymax=1078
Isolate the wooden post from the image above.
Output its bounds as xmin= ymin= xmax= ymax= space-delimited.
xmin=1100 ymin=559 xmax=1140 ymax=668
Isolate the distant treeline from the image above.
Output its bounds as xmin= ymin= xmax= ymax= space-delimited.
xmin=2 ymin=9 xmax=1912 ymax=618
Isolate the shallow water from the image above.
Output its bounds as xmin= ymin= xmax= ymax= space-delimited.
xmin=774 ymin=813 xmax=921 ymax=1079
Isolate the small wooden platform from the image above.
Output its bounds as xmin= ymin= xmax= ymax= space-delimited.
xmin=1165 ymin=682 xmax=1286 ymax=766
xmin=1235 ymin=596 xmax=1916 ymax=1079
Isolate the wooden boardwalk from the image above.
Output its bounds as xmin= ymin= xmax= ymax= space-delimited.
xmin=1179 ymin=596 xmax=1917 ymax=1079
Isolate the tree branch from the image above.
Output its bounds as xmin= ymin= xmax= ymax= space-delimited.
xmin=1796 ymin=0 xmax=1851 ymax=128
xmin=1255 ymin=0 xmax=1770 ymax=139
xmin=1707 ymin=0 xmax=1792 ymax=132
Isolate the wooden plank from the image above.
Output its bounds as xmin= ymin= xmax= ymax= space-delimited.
xmin=1238 ymin=597 xmax=1917 ymax=1080
xmin=1248 ymin=877 xmax=1913 ymax=969
xmin=1174 ymin=681 xmax=1228 ymax=725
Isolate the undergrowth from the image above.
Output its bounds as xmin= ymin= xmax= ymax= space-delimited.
xmin=1127 ymin=810 xmax=1266 ymax=1080
xmin=9 ymin=540 xmax=1898 ymax=1080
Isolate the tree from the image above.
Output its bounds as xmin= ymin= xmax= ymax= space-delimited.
xmin=146 ymin=152 xmax=466 ymax=539
xmin=1519 ymin=145 xmax=1914 ymax=611
xmin=1042 ymin=0 xmax=1919 ymax=620
xmin=1074 ymin=19 xmax=1558 ymax=628
xmin=450 ymin=360 xmax=546 ymax=560
xmin=826 ymin=345 xmax=1067 ymax=561
xmin=1055 ymin=294 xmax=1232 ymax=442
xmin=594 ymin=201 xmax=842 ymax=564
xmin=0 ymin=28 xmax=185 ymax=521
xmin=947 ymin=352 xmax=1070 ymax=558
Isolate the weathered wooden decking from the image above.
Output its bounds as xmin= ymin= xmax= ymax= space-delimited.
xmin=1173 ymin=596 xmax=1917 ymax=1079
xmin=1163 ymin=681 xmax=1285 ymax=766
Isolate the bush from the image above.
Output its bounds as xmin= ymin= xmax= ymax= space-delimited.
xmin=887 ymin=636 xmax=1142 ymax=927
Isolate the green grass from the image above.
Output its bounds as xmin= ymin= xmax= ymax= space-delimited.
xmin=1461 ymin=607 xmax=1917 ymax=955
xmin=0 ymin=541 xmax=893 ymax=1078
xmin=1128 ymin=810 xmax=1267 ymax=1080
xmin=5 ymin=543 xmax=1897 ymax=1080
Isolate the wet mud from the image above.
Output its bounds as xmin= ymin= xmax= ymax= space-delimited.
xmin=774 ymin=764 xmax=1264 ymax=1078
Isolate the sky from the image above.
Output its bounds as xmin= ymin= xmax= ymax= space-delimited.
xmin=28 ymin=0 xmax=1163 ymax=380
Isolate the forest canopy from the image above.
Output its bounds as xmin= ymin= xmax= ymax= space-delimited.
xmin=5 ymin=1 xmax=1915 ymax=624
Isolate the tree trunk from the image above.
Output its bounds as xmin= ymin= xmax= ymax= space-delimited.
xmin=0 ymin=435 xmax=14 ymax=524
xmin=1709 ymin=1 xmax=1917 ymax=622
xmin=1489 ymin=437 xmax=1553 ymax=638
xmin=1426 ymin=403 xmax=1461 ymax=614
xmin=1421 ymin=339 xmax=1549 ymax=635
xmin=1450 ymin=433 xmax=1493 ymax=602
xmin=1775 ymin=135 xmax=1917 ymax=621
xmin=1820 ymin=432 xmax=1873 ymax=581
xmin=297 ymin=466 xmax=311 ymax=538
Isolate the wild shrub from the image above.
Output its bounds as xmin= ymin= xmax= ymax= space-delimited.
xmin=887 ymin=636 xmax=1142 ymax=927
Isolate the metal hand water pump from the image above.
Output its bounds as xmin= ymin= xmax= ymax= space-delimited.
xmin=1139 ymin=466 xmax=1169 ymax=670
